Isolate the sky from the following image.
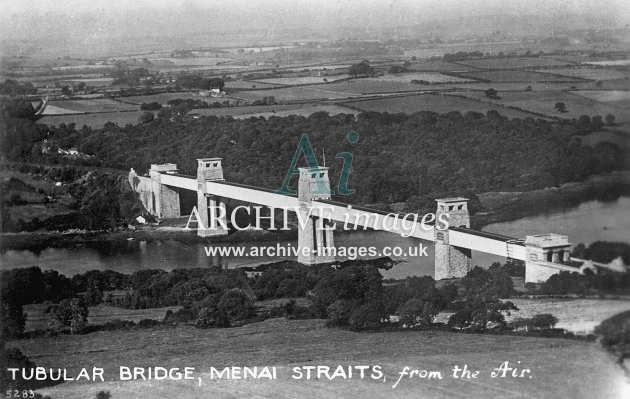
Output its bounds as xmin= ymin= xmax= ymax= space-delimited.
xmin=1 ymin=0 xmax=628 ymax=49
xmin=2 ymin=0 xmax=628 ymax=19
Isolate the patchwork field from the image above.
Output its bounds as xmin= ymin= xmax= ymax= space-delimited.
xmin=541 ymin=68 xmax=630 ymax=81
xmin=231 ymin=85 xmax=359 ymax=102
xmin=406 ymin=60 xmax=476 ymax=72
xmin=575 ymin=90 xmax=630 ymax=107
xmin=458 ymin=90 xmax=630 ymax=122
xmin=367 ymin=72 xmax=473 ymax=83
xmin=41 ymin=99 xmax=138 ymax=114
xmin=251 ymin=75 xmax=351 ymax=86
xmin=230 ymin=104 xmax=358 ymax=119
xmin=121 ymin=92 xmax=217 ymax=105
xmin=38 ymin=111 xmax=149 ymax=128
xmin=149 ymin=57 xmax=233 ymax=66
xmin=225 ymin=80 xmax=283 ymax=89
xmin=457 ymin=70 xmax=584 ymax=83
xmin=13 ymin=318 xmax=627 ymax=399
xmin=190 ymin=104 xmax=356 ymax=118
xmin=457 ymin=57 xmax=572 ymax=70
xmin=341 ymin=94 xmax=541 ymax=119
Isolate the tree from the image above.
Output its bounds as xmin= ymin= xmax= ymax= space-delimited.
xmin=605 ymin=114 xmax=616 ymax=126
xmin=594 ymin=310 xmax=630 ymax=375
xmin=555 ymin=102 xmax=567 ymax=113
xmin=349 ymin=301 xmax=386 ymax=330
xmin=52 ymin=297 xmax=88 ymax=334
xmin=1 ymin=301 xmax=25 ymax=338
xmin=138 ymin=111 xmax=154 ymax=124
xmin=592 ymin=115 xmax=604 ymax=130
xmin=531 ymin=313 xmax=559 ymax=330
xmin=389 ymin=65 xmax=408 ymax=74
xmin=349 ymin=60 xmax=374 ymax=76
xmin=397 ymin=298 xmax=438 ymax=327
xmin=217 ymin=288 xmax=254 ymax=326
xmin=484 ymin=88 xmax=498 ymax=98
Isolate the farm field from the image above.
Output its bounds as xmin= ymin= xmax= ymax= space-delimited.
xmin=42 ymin=99 xmax=138 ymax=114
xmin=406 ymin=60 xmax=476 ymax=72
xmin=458 ymin=90 xmax=630 ymax=123
xmin=367 ymin=72 xmax=473 ymax=83
xmin=457 ymin=70 xmax=584 ymax=83
xmin=231 ymin=85 xmax=359 ymax=102
xmin=232 ymin=80 xmax=436 ymax=102
xmin=190 ymin=103 xmax=356 ymax=118
xmin=149 ymin=57 xmax=234 ymax=66
xmin=23 ymin=304 xmax=179 ymax=332
xmin=574 ymin=90 xmax=630 ymax=107
xmin=120 ymin=92 xmax=216 ymax=105
xmin=225 ymin=80 xmax=282 ymax=89
xmin=581 ymin=131 xmax=630 ymax=149
xmin=341 ymin=93 xmax=541 ymax=119
xmin=456 ymin=57 xmax=573 ymax=70
xmin=540 ymin=68 xmax=630 ymax=81
xmin=251 ymin=74 xmax=350 ymax=85
xmin=230 ymin=104 xmax=358 ymax=119
xmin=16 ymin=318 xmax=627 ymax=399
xmin=449 ymin=81 xmax=600 ymax=93
xmin=586 ymin=60 xmax=630 ymax=67
xmin=38 ymin=110 xmax=148 ymax=128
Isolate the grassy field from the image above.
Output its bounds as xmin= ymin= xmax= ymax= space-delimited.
xmin=231 ymin=86 xmax=358 ymax=102
xmin=23 ymin=304 xmax=179 ymax=331
xmin=574 ymin=90 xmax=630 ymax=107
xmin=541 ymin=68 xmax=630 ymax=81
xmin=456 ymin=57 xmax=572 ymax=70
xmin=458 ymin=90 xmax=630 ymax=123
xmin=406 ymin=60 xmax=476 ymax=72
xmin=367 ymin=73 xmax=473 ymax=83
xmin=121 ymin=92 xmax=214 ymax=105
xmin=42 ymin=99 xmax=138 ymax=114
xmin=230 ymin=104 xmax=358 ymax=119
xmin=341 ymin=94 xmax=541 ymax=119
xmin=11 ymin=318 xmax=627 ymax=398
xmin=190 ymin=103 xmax=321 ymax=117
xmin=225 ymin=80 xmax=283 ymax=89
xmin=38 ymin=111 xmax=149 ymax=128
xmin=457 ymin=70 xmax=584 ymax=83
xmin=251 ymin=75 xmax=351 ymax=86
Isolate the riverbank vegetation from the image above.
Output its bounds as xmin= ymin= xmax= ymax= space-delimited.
xmin=3 ymin=242 xmax=627 ymax=342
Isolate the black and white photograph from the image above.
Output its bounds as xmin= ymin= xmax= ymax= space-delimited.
xmin=1 ymin=1 xmax=629 ymax=398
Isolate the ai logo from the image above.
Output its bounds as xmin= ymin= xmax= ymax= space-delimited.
xmin=275 ymin=132 xmax=359 ymax=196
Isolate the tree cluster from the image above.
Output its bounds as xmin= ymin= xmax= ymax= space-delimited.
xmin=30 ymin=110 xmax=628 ymax=214
xmin=176 ymin=74 xmax=225 ymax=90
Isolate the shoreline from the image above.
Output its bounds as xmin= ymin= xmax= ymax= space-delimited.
xmin=2 ymin=171 xmax=629 ymax=252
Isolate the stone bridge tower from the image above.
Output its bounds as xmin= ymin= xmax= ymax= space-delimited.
xmin=297 ymin=167 xmax=335 ymax=264
xmin=434 ymin=197 xmax=472 ymax=280
xmin=196 ymin=158 xmax=228 ymax=237
xmin=148 ymin=163 xmax=180 ymax=218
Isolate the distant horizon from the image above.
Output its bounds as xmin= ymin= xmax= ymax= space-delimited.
xmin=1 ymin=0 xmax=629 ymax=57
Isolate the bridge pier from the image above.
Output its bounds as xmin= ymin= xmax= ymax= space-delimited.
xmin=148 ymin=164 xmax=181 ymax=218
xmin=196 ymin=158 xmax=228 ymax=237
xmin=434 ymin=198 xmax=472 ymax=280
xmin=297 ymin=167 xmax=335 ymax=265
xmin=524 ymin=234 xmax=571 ymax=283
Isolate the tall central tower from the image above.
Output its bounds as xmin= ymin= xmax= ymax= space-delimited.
xmin=434 ymin=197 xmax=472 ymax=280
